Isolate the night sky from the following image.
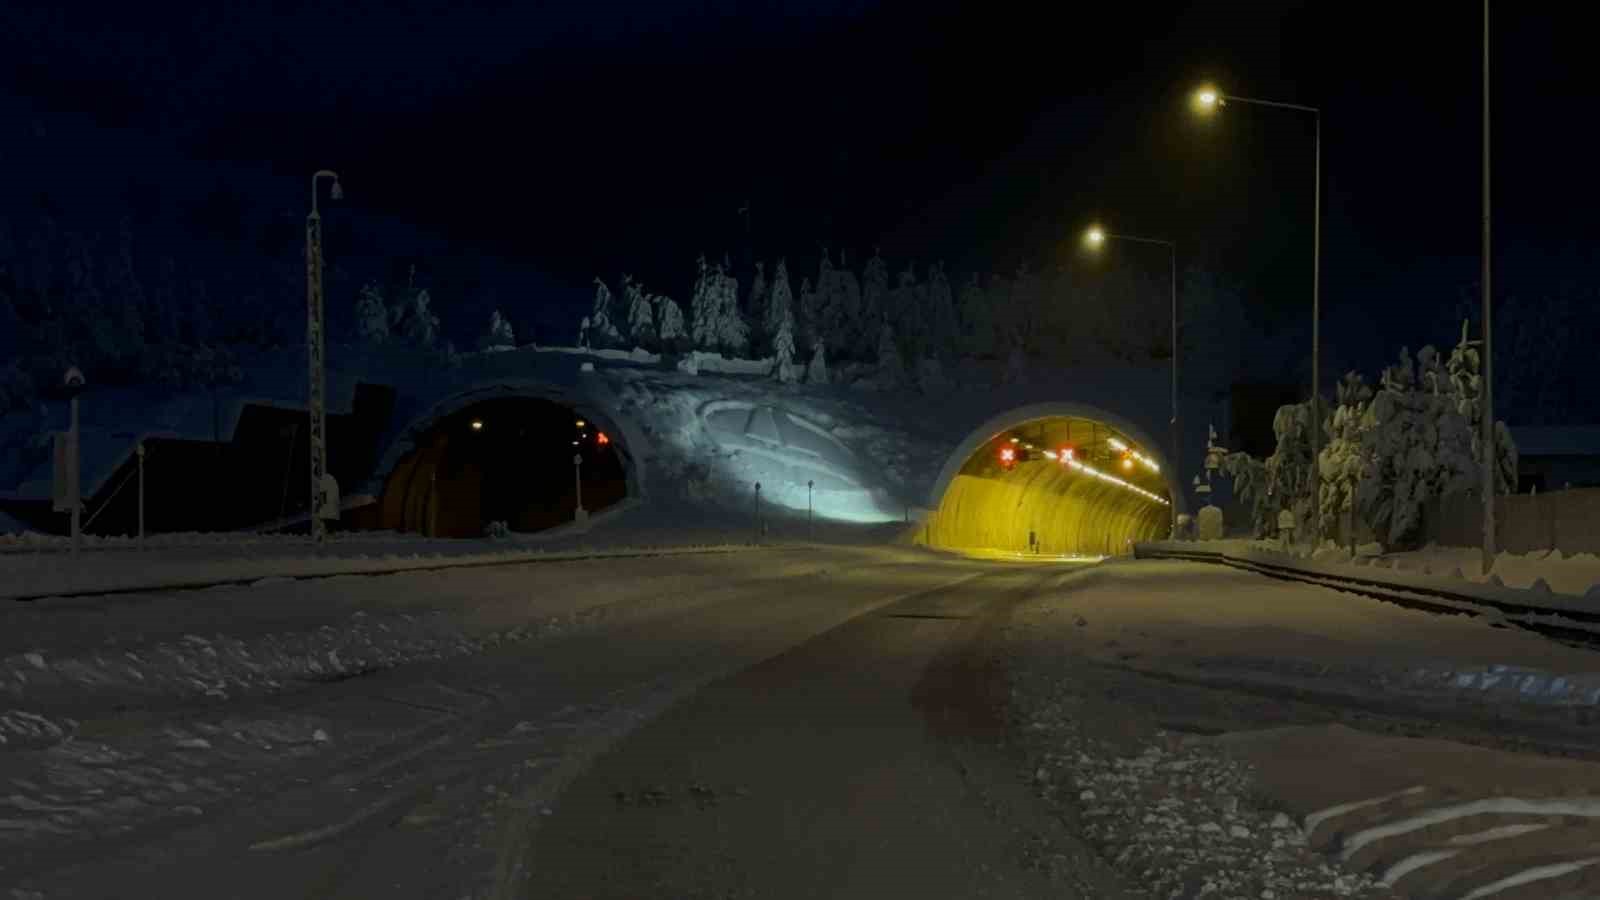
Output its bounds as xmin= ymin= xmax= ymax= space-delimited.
xmin=3 ymin=1 xmax=1593 ymax=405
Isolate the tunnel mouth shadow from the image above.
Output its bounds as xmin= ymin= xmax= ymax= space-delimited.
xmin=371 ymin=396 xmax=629 ymax=538
xmin=923 ymin=414 xmax=1173 ymax=559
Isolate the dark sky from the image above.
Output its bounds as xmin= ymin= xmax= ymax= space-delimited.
xmin=4 ymin=1 xmax=1595 ymax=380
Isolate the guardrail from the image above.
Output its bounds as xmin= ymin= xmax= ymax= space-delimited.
xmin=1134 ymin=543 xmax=1600 ymax=651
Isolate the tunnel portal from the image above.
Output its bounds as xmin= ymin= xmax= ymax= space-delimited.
xmin=375 ymin=396 xmax=628 ymax=537
xmin=924 ymin=414 xmax=1173 ymax=557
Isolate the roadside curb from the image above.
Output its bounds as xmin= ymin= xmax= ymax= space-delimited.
xmin=5 ymin=544 xmax=806 ymax=603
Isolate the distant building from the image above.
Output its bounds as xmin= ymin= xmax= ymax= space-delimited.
xmin=1509 ymin=426 xmax=1600 ymax=492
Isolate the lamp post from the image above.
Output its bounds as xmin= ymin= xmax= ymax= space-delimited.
xmin=1193 ymin=86 xmax=1323 ymax=537
xmin=307 ymin=169 xmax=342 ymax=544
xmin=573 ymin=453 xmax=587 ymax=522
xmin=807 ymin=479 xmax=814 ymax=541
xmin=1480 ymin=0 xmax=1496 ymax=575
xmin=1085 ymin=226 xmax=1179 ymax=540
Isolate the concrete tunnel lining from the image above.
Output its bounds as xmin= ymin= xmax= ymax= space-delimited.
xmin=924 ymin=402 xmax=1186 ymax=554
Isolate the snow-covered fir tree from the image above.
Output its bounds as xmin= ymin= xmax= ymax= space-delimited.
xmin=576 ymin=315 xmax=591 ymax=348
xmin=876 ymin=321 xmax=904 ymax=388
xmin=399 ymin=287 xmax=440 ymax=349
xmin=958 ymin=273 xmax=995 ymax=358
xmin=479 ymin=308 xmax=516 ymax=351
xmin=355 ymin=282 xmax=390 ymax=345
xmin=797 ymin=275 xmax=820 ymax=350
xmin=1317 ymin=371 xmax=1373 ymax=540
xmin=772 ymin=307 xmax=800 ymax=383
xmin=655 ymin=294 xmax=688 ymax=353
xmin=621 ymin=275 xmax=657 ymax=351
xmin=711 ymin=262 xmax=747 ymax=355
xmin=925 ymin=263 xmax=956 ymax=361
xmin=689 ymin=255 xmax=717 ymax=351
xmin=745 ymin=261 xmax=767 ymax=337
xmin=807 ymin=338 xmax=829 ymax=384
xmin=857 ymin=250 xmax=888 ymax=359
xmin=588 ymin=277 xmax=625 ymax=349
xmin=764 ymin=259 xmax=794 ymax=349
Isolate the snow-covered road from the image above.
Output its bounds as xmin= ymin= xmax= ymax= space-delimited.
xmin=2 ymin=552 xmax=1598 ymax=899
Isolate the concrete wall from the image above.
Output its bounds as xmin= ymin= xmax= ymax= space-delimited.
xmin=1430 ymin=487 xmax=1600 ymax=555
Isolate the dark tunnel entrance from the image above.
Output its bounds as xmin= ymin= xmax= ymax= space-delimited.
xmin=375 ymin=396 xmax=628 ymax=538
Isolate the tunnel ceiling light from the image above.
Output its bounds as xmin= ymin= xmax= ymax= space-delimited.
xmin=470 ymin=419 xmax=484 ymax=431
xmin=576 ymin=419 xmax=587 ymax=428
xmin=1105 ymin=436 xmax=1161 ymax=474
xmin=1063 ymin=457 xmax=1170 ymax=507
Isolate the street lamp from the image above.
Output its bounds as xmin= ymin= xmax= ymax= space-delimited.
xmin=1084 ymin=225 xmax=1180 ymax=540
xmin=1480 ymin=0 xmax=1496 ymax=575
xmin=1191 ymin=84 xmax=1324 ymax=537
xmin=307 ymin=169 xmax=342 ymax=544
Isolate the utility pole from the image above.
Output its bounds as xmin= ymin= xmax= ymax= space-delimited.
xmin=573 ymin=453 xmax=587 ymax=522
xmin=307 ymin=170 xmax=341 ymax=544
xmin=137 ymin=441 xmax=146 ymax=548
xmin=1480 ymin=0 xmax=1496 ymax=575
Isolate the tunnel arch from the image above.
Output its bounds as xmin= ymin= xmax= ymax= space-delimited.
xmin=368 ymin=379 xmax=648 ymax=536
xmin=923 ymin=401 xmax=1187 ymax=555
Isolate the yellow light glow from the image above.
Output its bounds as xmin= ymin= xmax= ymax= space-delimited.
xmin=470 ymin=419 xmax=484 ymax=431
xmin=1084 ymin=226 xmax=1106 ymax=248
xmin=575 ymin=419 xmax=587 ymax=428
xmin=1122 ymin=457 xmax=1134 ymax=471
xmin=1193 ymin=85 xmax=1223 ymax=114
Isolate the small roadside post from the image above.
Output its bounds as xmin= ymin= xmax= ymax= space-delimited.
xmin=63 ymin=367 xmax=86 ymax=554
xmin=137 ymin=441 xmax=146 ymax=548
xmin=807 ymin=479 xmax=814 ymax=542
xmin=573 ymin=453 xmax=588 ymax=523
xmin=753 ymin=482 xmax=763 ymax=544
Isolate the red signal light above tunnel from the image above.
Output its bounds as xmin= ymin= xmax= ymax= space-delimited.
xmin=999 ymin=446 xmax=1016 ymax=469
xmin=1058 ymin=445 xmax=1074 ymax=462
xmin=596 ymin=431 xmax=610 ymax=445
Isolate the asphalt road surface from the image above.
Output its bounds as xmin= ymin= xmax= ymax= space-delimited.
xmin=5 ymin=550 xmax=1600 ymax=899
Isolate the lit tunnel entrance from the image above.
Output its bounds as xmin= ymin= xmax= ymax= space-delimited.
xmin=924 ymin=414 xmax=1173 ymax=557
xmin=375 ymin=396 xmax=628 ymax=538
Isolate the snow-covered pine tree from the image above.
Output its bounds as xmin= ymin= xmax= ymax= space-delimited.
xmin=1317 ymin=371 xmax=1373 ymax=540
xmin=577 ymin=315 xmax=591 ymax=348
xmin=1008 ymin=264 xmax=1043 ymax=356
xmin=807 ymin=338 xmax=829 ymax=384
xmin=104 ymin=217 xmax=146 ymax=371
xmin=926 ymin=262 xmax=956 ymax=361
xmin=355 ymin=282 xmax=390 ymax=345
xmin=883 ymin=265 xmax=916 ymax=357
xmin=588 ymin=277 xmax=625 ymax=349
xmin=401 ymin=287 xmax=440 ymax=349
xmin=712 ymin=261 xmax=747 ymax=355
xmin=745 ymin=257 xmax=764 ymax=344
xmin=622 ymin=275 xmax=657 ymax=351
xmin=876 ymin=321 xmax=904 ymax=388
xmin=765 ymin=259 xmax=794 ymax=347
xmin=797 ymin=275 xmax=819 ymax=350
xmin=958 ymin=273 xmax=995 ymax=359
xmin=772 ymin=307 xmax=799 ymax=383
xmin=689 ymin=255 xmax=717 ymax=351
xmin=655 ymin=295 xmax=688 ymax=353
xmin=479 ymin=308 xmax=516 ymax=351
xmin=857 ymin=250 xmax=888 ymax=359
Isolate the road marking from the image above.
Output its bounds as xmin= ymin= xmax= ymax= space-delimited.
xmin=1380 ymin=848 xmax=1461 ymax=885
xmin=1459 ymin=856 xmax=1600 ymax=900
xmin=1342 ymin=796 xmax=1600 ymax=860
xmin=1302 ymin=785 xmax=1426 ymax=838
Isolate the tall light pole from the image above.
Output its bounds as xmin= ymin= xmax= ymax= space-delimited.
xmin=307 ymin=170 xmax=342 ymax=544
xmin=1193 ymin=87 xmax=1323 ymax=537
xmin=1481 ymin=0 xmax=1496 ymax=574
xmin=1085 ymin=226 xmax=1180 ymax=540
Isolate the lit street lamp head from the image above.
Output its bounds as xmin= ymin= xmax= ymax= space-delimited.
xmin=1084 ymin=226 xmax=1106 ymax=248
xmin=1192 ymin=86 xmax=1223 ymax=114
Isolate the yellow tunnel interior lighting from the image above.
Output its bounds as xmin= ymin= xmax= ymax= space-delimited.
xmin=924 ymin=415 xmax=1172 ymax=556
